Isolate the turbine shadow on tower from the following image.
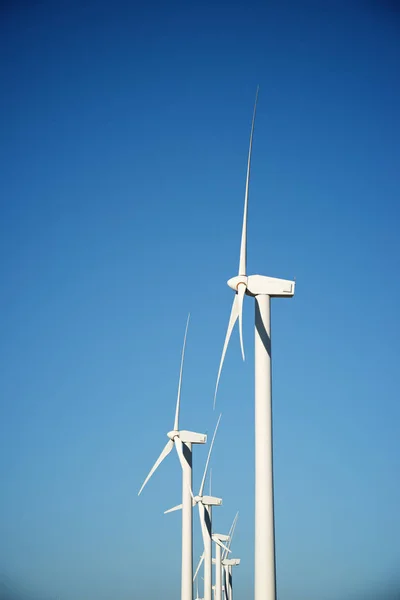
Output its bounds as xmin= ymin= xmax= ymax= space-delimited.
xmin=255 ymin=301 xmax=271 ymax=357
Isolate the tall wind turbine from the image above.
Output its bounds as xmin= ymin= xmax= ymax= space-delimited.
xmin=138 ymin=315 xmax=207 ymax=600
xmin=166 ymin=415 xmax=228 ymax=600
xmin=214 ymin=88 xmax=295 ymax=600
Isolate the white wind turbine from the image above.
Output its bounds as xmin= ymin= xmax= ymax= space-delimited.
xmin=205 ymin=512 xmax=239 ymax=600
xmin=214 ymin=87 xmax=295 ymax=600
xmin=166 ymin=415 xmax=228 ymax=600
xmin=194 ymin=512 xmax=240 ymax=600
xmin=138 ymin=315 xmax=207 ymax=600
xmin=193 ymin=508 xmax=238 ymax=593
xmin=221 ymin=513 xmax=240 ymax=600
xmin=212 ymin=533 xmax=230 ymax=600
xmin=222 ymin=558 xmax=240 ymax=600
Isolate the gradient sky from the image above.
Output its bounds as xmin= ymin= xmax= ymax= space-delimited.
xmin=1 ymin=1 xmax=400 ymax=599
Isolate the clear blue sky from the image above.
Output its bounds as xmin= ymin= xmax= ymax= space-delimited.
xmin=0 ymin=1 xmax=399 ymax=599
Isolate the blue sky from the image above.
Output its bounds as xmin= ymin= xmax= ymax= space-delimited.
xmin=0 ymin=1 xmax=399 ymax=599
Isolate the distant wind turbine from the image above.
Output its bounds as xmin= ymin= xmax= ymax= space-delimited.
xmin=138 ymin=315 xmax=207 ymax=600
xmin=166 ymin=415 xmax=228 ymax=600
xmin=222 ymin=558 xmax=240 ymax=600
xmin=193 ymin=512 xmax=239 ymax=592
xmin=214 ymin=88 xmax=295 ymax=600
xmin=212 ymin=533 xmax=230 ymax=600
xmin=220 ymin=511 xmax=240 ymax=600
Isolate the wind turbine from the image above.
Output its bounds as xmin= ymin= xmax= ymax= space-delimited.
xmin=138 ymin=315 xmax=207 ymax=600
xmin=207 ymin=512 xmax=239 ymax=600
xmin=214 ymin=87 xmax=295 ymax=600
xmin=224 ymin=519 xmax=240 ymax=600
xmin=222 ymin=558 xmax=240 ymax=600
xmin=194 ymin=510 xmax=238 ymax=585
xmin=212 ymin=533 xmax=230 ymax=600
xmin=166 ymin=415 xmax=228 ymax=600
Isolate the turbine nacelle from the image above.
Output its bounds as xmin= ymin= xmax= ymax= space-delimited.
xmin=222 ymin=558 xmax=240 ymax=567
xmin=195 ymin=495 xmax=222 ymax=506
xmin=227 ymin=274 xmax=295 ymax=298
xmin=167 ymin=430 xmax=207 ymax=444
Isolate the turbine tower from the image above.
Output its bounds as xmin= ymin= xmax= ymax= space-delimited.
xmin=138 ymin=315 xmax=207 ymax=600
xmin=214 ymin=88 xmax=295 ymax=600
xmin=166 ymin=415 xmax=228 ymax=600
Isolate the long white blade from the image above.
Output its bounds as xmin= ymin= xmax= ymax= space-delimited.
xmin=174 ymin=313 xmax=190 ymax=431
xmin=237 ymin=283 xmax=246 ymax=361
xmin=164 ymin=503 xmax=183 ymax=514
xmin=138 ymin=439 xmax=174 ymax=496
xmin=198 ymin=502 xmax=211 ymax=549
xmin=199 ymin=414 xmax=222 ymax=496
xmin=222 ymin=511 xmax=239 ymax=560
xmin=175 ymin=437 xmax=194 ymax=498
xmin=214 ymin=296 xmax=239 ymax=408
xmin=193 ymin=553 xmax=205 ymax=582
xmin=238 ymin=86 xmax=259 ymax=277
xmin=230 ymin=511 xmax=239 ymax=542
xmin=226 ymin=513 xmax=237 ymax=541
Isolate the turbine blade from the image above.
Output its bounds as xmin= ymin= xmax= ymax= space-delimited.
xmin=193 ymin=553 xmax=205 ymax=582
xmin=198 ymin=503 xmax=211 ymax=549
xmin=175 ymin=437 xmax=194 ymax=498
xmin=223 ymin=511 xmax=239 ymax=559
xmin=237 ymin=283 xmax=246 ymax=361
xmin=223 ymin=566 xmax=229 ymax=600
xmin=214 ymin=296 xmax=239 ymax=408
xmin=230 ymin=511 xmax=239 ymax=541
xmin=174 ymin=313 xmax=190 ymax=431
xmin=138 ymin=439 xmax=174 ymax=496
xmin=238 ymin=86 xmax=259 ymax=277
xmin=199 ymin=414 xmax=222 ymax=496
xmin=164 ymin=503 xmax=183 ymax=514
xmin=227 ymin=513 xmax=236 ymax=541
